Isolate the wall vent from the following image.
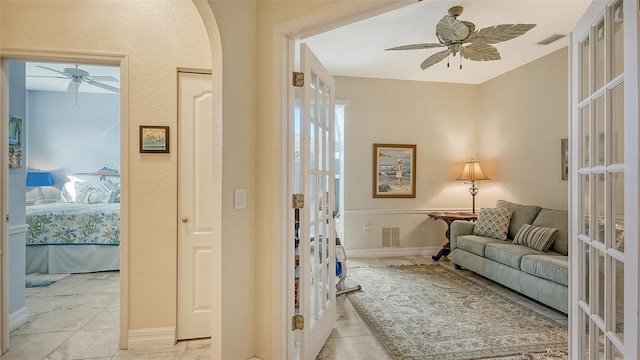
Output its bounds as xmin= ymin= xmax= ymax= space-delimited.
xmin=536 ymin=34 xmax=566 ymax=45
xmin=382 ymin=227 xmax=400 ymax=248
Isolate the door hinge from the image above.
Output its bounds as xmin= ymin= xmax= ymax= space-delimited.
xmin=292 ymin=314 xmax=304 ymax=330
xmin=292 ymin=72 xmax=304 ymax=87
xmin=292 ymin=194 xmax=304 ymax=209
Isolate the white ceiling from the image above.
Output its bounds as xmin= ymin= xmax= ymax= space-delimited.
xmin=25 ymin=62 xmax=120 ymax=94
xmin=301 ymin=0 xmax=592 ymax=85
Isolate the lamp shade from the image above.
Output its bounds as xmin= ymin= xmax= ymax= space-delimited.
xmin=26 ymin=171 xmax=54 ymax=187
xmin=456 ymin=160 xmax=490 ymax=181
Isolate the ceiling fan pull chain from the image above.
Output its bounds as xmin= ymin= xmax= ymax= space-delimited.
xmin=447 ymin=54 xmax=450 ymax=68
xmin=460 ymin=56 xmax=462 ymax=70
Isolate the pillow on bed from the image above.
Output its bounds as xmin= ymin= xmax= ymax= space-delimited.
xmin=102 ymin=178 xmax=120 ymax=203
xmin=59 ymin=181 xmax=113 ymax=203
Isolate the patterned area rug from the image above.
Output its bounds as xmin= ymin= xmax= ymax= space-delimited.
xmin=346 ymin=265 xmax=567 ymax=360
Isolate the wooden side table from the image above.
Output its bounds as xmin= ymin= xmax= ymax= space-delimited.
xmin=427 ymin=211 xmax=478 ymax=261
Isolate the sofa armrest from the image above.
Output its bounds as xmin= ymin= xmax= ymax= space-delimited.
xmin=450 ymin=220 xmax=475 ymax=251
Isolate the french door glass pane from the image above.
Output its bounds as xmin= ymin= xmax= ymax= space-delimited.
xmin=309 ymin=272 xmax=316 ymax=327
xmin=611 ymin=0 xmax=624 ymax=78
xmin=580 ymin=174 xmax=590 ymax=236
xmin=612 ymin=172 xmax=624 ymax=253
xmin=595 ymin=173 xmax=605 ymax=244
xmin=581 ymin=105 xmax=590 ymax=168
xmin=595 ymin=19 xmax=605 ymax=90
xmin=595 ymin=96 xmax=605 ymax=167
xmin=579 ymin=240 xmax=590 ymax=303
xmin=310 ymin=72 xmax=317 ymax=119
xmin=580 ymin=309 xmax=590 ymax=359
xmin=580 ymin=37 xmax=590 ymax=101
xmin=595 ymin=247 xmax=605 ymax=320
xmin=613 ymin=256 xmax=624 ymax=342
xmin=611 ymin=84 xmax=624 ymax=164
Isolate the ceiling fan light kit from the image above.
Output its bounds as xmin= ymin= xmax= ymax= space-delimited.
xmin=386 ymin=6 xmax=536 ymax=70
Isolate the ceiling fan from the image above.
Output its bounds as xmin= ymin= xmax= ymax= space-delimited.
xmin=385 ymin=6 xmax=536 ymax=70
xmin=31 ymin=64 xmax=119 ymax=104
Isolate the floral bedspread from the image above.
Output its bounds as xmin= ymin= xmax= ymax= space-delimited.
xmin=26 ymin=203 xmax=120 ymax=245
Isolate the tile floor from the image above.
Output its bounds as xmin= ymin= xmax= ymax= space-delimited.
xmin=1 ymin=256 xmax=567 ymax=360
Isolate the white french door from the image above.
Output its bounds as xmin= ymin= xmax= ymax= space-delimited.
xmin=292 ymin=43 xmax=337 ymax=360
xmin=570 ymin=1 xmax=638 ymax=358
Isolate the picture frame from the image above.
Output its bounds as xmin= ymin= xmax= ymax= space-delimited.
xmin=140 ymin=126 xmax=169 ymax=153
xmin=9 ymin=117 xmax=22 ymax=168
xmin=373 ymin=143 xmax=416 ymax=198
xmin=561 ymin=138 xmax=568 ymax=181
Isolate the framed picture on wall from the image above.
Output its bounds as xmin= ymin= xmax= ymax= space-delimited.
xmin=9 ymin=117 xmax=22 ymax=168
xmin=140 ymin=126 xmax=170 ymax=153
xmin=561 ymin=138 xmax=568 ymax=181
xmin=373 ymin=143 xmax=416 ymax=198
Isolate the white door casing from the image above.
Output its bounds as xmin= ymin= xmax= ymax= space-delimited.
xmin=294 ymin=43 xmax=337 ymax=360
xmin=570 ymin=1 xmax=639 ymax=358
xmin=177 ymin=71 xmax=214 ymax=340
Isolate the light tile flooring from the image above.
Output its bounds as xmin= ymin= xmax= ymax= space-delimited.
xmin=1 ymin=256 xmax=567 ymax=360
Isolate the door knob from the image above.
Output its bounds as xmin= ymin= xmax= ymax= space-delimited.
xmin=181 ymin=217 xmax=189 ymax=223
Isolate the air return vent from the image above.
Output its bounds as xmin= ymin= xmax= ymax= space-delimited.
xmin=536 ymin=34 xmax=566 ymax=45
xmin=382 ymin=227 xmax=400 ymax=248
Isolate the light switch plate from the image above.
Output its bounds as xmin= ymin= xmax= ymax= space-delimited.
xmin=234 ymin=188 xmax=247 ymax=210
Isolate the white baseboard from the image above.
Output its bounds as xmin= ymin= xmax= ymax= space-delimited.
xmin=9 ymin=306 xmax=29 ymax=332
xmin=127 ymin=327 xmax=175 ymax=349
xmin=346 ymin=246 xmax=441 ymax=258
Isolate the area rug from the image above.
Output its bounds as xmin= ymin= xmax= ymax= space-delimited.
xmin=345 ymin=264 xmax=567 ymax=360
xmin=25 ymin=273 xmax=69 ymax=288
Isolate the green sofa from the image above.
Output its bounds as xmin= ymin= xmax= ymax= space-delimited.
xmin=450 ymin=200 xmax=568 ymax=314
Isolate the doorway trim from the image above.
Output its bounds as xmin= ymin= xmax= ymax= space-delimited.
xmin=0 ymin=49 xmax=129 ymax=349
xmin=270 ymin=1 xmax=414 ymax=357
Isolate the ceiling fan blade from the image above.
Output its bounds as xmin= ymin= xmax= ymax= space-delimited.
xmin=36 ymin=65 xmax=70 ymax=78
xmin=87 ymin=75 xmax=118 ymax=82
xmin=420 ymin=49 xmax=450 ymax=70
xmin=27 ymin=75 xmax=68 ymax=79
xmin=468 ymin=24 xmax=536 ymax=45
xmin=385 ymin=43 xmax=443 ymax=51
xmin=435 ymin=15 xmax=470 ymax=43
xmin=460 ymin=43 xmax=501 ymax=61
xmin=84 ymin=79 xmax=120 ymax=93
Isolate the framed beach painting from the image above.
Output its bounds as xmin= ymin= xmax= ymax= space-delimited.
xmin=373 ymin=143 xmax=416 ymax=198
xmin=9 ymin=117 xmax=22 ymax=168
xmin=140 ymin=126 xmax=169 ymax=153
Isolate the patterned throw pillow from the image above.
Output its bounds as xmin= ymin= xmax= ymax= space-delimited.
xmin=513 ymin=223 xmax=558 ymax=252
xmin=473 ymin=208 xmax=513 ymax=240
xmin=102 ymin=178 xmax=121 ymax=203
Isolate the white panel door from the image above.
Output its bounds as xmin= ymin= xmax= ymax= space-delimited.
xmin=295 ymin=43 xmax=336 ymax=360
xmin=177 ymin=71 xmax=213 ymax=340
xmin=570 ymin=1 xmax=638 ymax=359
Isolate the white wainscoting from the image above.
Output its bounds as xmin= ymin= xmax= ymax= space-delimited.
xmin=9 ymin=306 xmax=29 ymax=332
xmin=8 ymin=224 xmax=28 ymax=236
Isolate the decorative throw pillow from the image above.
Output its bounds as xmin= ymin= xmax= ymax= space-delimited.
xmin=512 ymin=223 xmax=558 ymax=252
xmin=102 ymin=178 xmax=120 ymax=203
xmin=59 ymin=182 xmax=76 ymax=202
xmin=473 ymin=208 xmax=513 ymax=240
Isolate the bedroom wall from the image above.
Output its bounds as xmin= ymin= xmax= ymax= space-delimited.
xmin=26 ymin=90 xmax=120 ymax=203
xmin=337 ymin=48 xmax=569 ymax=254
xmin=8 ymin=61 xmax=27 ymax=326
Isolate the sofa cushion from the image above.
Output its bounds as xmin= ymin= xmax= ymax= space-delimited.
xmin=521 ymin=254 xmax=568 ymax=286
xmin=485 ymin=242 xmax=544 ymax=270
xmin=512 ymin=224 xmax=558 ymax=252
xmin=496 ymin=200 xmax=542 ymax=239
xmin=457 ymin=235 xmax=503 ymax=257
xmin=532 ymin=209 xmax=569 ymax=255
xmin=473 ymin=207 xmax=513 ymax=240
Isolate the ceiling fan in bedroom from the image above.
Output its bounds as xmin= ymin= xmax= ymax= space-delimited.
xmin=30 ymin=64 xmax=120 ymax=105
xmin=385 ymin=6 xmax=536 ymax=70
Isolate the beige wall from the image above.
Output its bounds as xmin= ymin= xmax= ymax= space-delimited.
xmin=479 ymin=47 xmax=569 ymax=210
xmin=336 ymin=77 xmax=481 ymax=250
xmin=337 ymin=48 xmax=569 ymax=252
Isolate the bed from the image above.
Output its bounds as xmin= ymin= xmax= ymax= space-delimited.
xmin=26 ymin=180 xmax=120 ymax=274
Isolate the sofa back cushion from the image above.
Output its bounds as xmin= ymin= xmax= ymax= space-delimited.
xmin=532 ymin=209 xmax=569 ymax=255
xmin=496 ymin=200 xmax=542 ymax=239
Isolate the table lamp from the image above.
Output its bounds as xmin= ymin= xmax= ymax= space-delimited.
xmin=456 ymin=159 xmax=490 ymax=214
xmin=26 ymin=171 xmax=54 ymax=204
